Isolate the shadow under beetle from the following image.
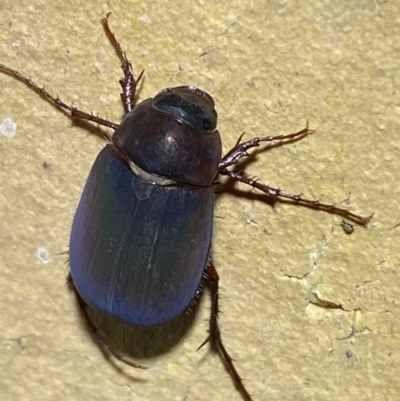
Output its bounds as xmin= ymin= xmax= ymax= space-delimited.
xmin=0 ymin=13 xmax=372 ymax=401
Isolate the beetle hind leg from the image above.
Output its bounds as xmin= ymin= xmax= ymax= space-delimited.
xmin=67 ymin=274 xmax=147 ymax=370
xmin=199 ymin=262 xmax=253 ymax=401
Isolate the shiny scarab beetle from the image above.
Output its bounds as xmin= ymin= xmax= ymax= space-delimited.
xmin=0 ymin=14 xmax=372 ymax=401
xmin=70 ymin=85 xmax=221 ymax=327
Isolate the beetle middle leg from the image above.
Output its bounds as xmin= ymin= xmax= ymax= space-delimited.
xmin=0 ymin=14 xmax=144 ymax=132
xmin=0 ymin=63 xmax=119 ymax=131
xmin=218 ymin=126 xmax=373 ymax=226
xmin=199 ymin=262 xmax=253 ymax=401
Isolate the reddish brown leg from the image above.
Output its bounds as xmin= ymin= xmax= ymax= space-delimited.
xmin=68 ymin=276 xmax=147 ymax=370
xmin=219 ymin=125 xmax=310 ymax=170
xmin=0 ymin=14 xmax=144 ymax=130
xmin=0 ymin=63 xmax=119 ymax=130
xmin=199 ymin=262 xmax=253 ymax=401
xmin=101 ymin=13 xmax=144 ymax=114
xmin=220 ymin=169 xmax=373 ymax=225
xmin=218 ymin=125 xmax=373 ymax=226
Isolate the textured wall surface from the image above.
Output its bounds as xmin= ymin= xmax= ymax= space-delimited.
xmin=1 ymin=1 xmax=399 ymax=401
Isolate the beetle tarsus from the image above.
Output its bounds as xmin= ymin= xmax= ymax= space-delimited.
xmin=218 ymin=124 xmax=373 ymax=226
xmin=220 ymin=168 xmax=373 ymax=226
xmin=0 ymin=63 xmax=118 ymax=130
xmin=219 ymin=125 xmax=310 ymax=170
xmin=203 ymin=262 xmax=253 ymax=401
xmin=101 ymin=13 xmax=144 ymax=114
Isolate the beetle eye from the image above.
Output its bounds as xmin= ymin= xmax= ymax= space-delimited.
xmin=203 ymin=118 xmax=212 ymax=130
xmin=153 ymin=91 xmax=217 ymax=131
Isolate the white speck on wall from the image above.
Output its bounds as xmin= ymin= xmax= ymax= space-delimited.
xmin=138 ymin=14 xmax=151 ymax=24
xmin=309 ymin=251 xmax=318 ymax=269
xmin=0 ymin=117 xmax=17 ymax=138
xmin=37 ymin=247 xmax=52 ymax=263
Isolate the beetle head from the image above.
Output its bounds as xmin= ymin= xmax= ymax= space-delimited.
xmin=113 ymin=86 xmax=222 ymax=186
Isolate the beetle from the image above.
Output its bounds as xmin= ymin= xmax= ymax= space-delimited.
xmin=0 ymin=13 xmax=372 ymax=401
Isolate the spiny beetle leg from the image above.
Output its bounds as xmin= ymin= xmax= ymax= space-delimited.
xmin=219 ymin=125 xmax=310 ymax=170
xmin=220 ymin=168 xmax=373 ymax=226
xmin=218 ymin=123 xmax=373 ymax=226
xmin=68 ymin=277 xmax=147 ymax=370
xmin=0 ymin=63 xmax=118 ymax=130
xmin=101 ymin=13 xmax=144 ymax=114
xmin=199 ymin=262 xmax=253 ymax=401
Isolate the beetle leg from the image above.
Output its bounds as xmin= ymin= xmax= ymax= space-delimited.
xmin=67 ymin=275 xmax=147 ymax=370
xmin=0 ymin=63 xmax=118 ymax=130
xmin=101 ymin=13 xmax=144 ymax=114
xmin=219 ymin=124 xmax=311 ymax=170
xmin=219 ymin=168 xmax=373 ymax=226
xmin=199 ymin=262 xmax=253 ymax=401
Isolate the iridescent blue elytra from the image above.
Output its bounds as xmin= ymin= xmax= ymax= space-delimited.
xmin=69 ymin=86 xmax=221 ymax=326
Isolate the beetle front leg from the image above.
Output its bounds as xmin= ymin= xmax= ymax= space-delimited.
xmin=101 ymin=13 xmax=144 ymax=114
xmin=219 ymin=125 xmax=310 ymax=170
xmin=199 ymin=262 xmax=253 ymax=401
